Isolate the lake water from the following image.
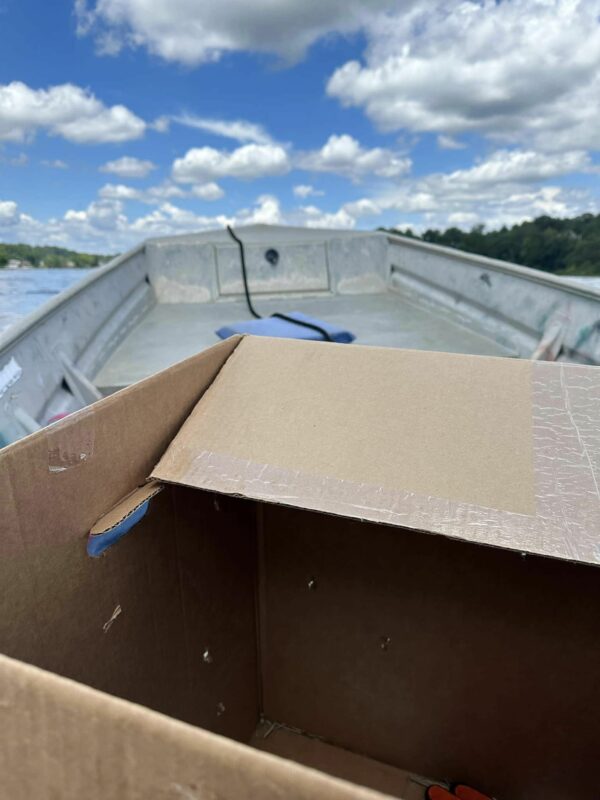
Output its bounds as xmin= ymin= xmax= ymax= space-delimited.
xmin=0 ymin=268 xmax=87 ymax=336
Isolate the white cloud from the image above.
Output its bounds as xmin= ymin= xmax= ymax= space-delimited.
xmin=127 ymin=194 xmax=280 ymax=236
xmin=99 ymin=181 xmax=187 ymax=203
xmin=240 ymin=194 xmax=282 ymax=225
xmin=0 ymin=200 xmax=19 ymax=226
xmin=145 ymin=183 xmax=187 ymax=201
xmin=446 ymin=212 xmax=480 ymax=228
xmin=64 ymin=198 xmax=127 ymax=232
xmin=4 ymin=133 xmax=597 ymax=253
xmin=99 ymin=183 xmax=142 ymax=201
xmin=1 ymin=152 xmax=29 ymax=167
xmin=60 ymin=194 xmax=284 ymax=248
xmin=150 ymin=115 xmax=171 ymax=133
xmin=74 ymin=0 xmax=96 ymax=35
xmin=327 ymin=0 xmax=600 ymax=153
xmin=100 ymin=179 xmax=226 ymax=205
xmin=127 ymin=202 xmax=231 ymax=238
xmin=295 ymin=205 xmax=356 ymax=230
xmin=300 ymin=134 xmax=411 ymax=180
xmin=191 ymin=182 xmax=225 ymax=201
xmin=437 ymin=135 xmax=466 ymax=151
xmin=75 ymin=0 xmax=395 ymax=65
xmin=436 ymin=149 xmax=593 ymax=190
xmin=337 ymin=180 xmax=595 ymax=234
xmin=170 ymin=133 xmax=410 ymax=186
xmin=172 ymin=115 xmax=273 ymax=145
xmin=4 ymin=173 xmax=595 ymax=256
xmin=56 ymin=106 xmax=146 ymax=144
xmin=0 ymin=191 xmax=358 ymax=251
xmin=342 ymin=147 xmax=598 ymax=230
xmin=425 ymin=186 xmax=590 ymax=232
xmin=100 ymin=156 xmax=156 ymax=178
xmin=293 ymin=184 xmax=324 ymax=198
xmin=0 ymin=81 xmax=145 ymax=144
xmin=172 ymin=143 xmax=290 ymax=183
xmin=41 ymin=159 xmax=68 ymax=169
xmin=342 ymin=198 xmax=382 ymax=218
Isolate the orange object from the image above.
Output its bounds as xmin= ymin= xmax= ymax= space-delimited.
xmin=452 ymin=784 xmax=493 ymax=800
xmin=425 ymin=784 xmax=493 ymax=800
xmin=426 ymin=788 xmax=454 ymax=800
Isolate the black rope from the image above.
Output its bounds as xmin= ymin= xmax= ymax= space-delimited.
xmin=226 ymin=224 xmax=261 ymax=319
xmin=270 ymin=312 xmax=334 ymax=342
xmin=226 ymin=225 xmax=333 ymax=342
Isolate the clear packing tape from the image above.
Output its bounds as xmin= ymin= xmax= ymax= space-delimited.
xmin=151 ymin=344 xmax=600 ymax=568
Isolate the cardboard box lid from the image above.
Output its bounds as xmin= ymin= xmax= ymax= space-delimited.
xmin=152 ymin=336 xmax=600 ymax=567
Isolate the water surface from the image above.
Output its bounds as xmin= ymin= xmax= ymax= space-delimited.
xmin=0 ymin=268 xmax=87 ymax=336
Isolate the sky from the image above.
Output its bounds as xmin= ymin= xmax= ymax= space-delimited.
xmin=0 ymin=0 xmax=599 ymax=253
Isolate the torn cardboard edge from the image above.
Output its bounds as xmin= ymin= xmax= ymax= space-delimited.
xmin=88 ymin=481 xmax=164 ymax=557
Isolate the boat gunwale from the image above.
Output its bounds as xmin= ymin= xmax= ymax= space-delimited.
xmin=386 ymin=231 xmax=600 ymax=301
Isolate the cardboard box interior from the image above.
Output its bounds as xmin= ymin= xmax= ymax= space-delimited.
xmin=89 ymin=483 xmax=600 ymax=800
xmin=2 ymin=335 xmax=600 ymax=800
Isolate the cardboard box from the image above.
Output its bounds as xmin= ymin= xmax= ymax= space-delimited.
xmin=2 ymin=335 xmax=600 ymax=800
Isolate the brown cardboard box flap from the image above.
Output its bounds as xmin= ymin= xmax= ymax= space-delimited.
xmin=152 ymin=336 xmax=600 ymax=566
xmin=0 ymin=653 xmax=393 ymax=800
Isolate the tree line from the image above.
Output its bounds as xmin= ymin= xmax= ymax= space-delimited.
xmin=384 ymin=213 xmax=600 ymax=276
xmin=0 ymin=243 xmax=111 ymax=269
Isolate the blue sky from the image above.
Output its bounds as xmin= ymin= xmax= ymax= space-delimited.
xmin=0 ymin=0 xmax=599 ymax=252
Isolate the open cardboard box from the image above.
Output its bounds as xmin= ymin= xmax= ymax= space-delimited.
xmin=2 ymin=335 xmax=600 ymax=800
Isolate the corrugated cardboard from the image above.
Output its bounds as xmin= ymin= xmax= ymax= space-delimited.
xmin=0 ymin=653 xmax=390 ymax=800
xmin=153 ymin=336 xmax=600 ymax=566
xmin=90 ymin=480 xmax=164 ymax=536
xmin=258 ymin=504 xmax=600 ymax=799
xmin=2 ymin=334 xmax=600 ymax=800
xmin=0 ymin=336 xmax=244 ymax=712
xmin=154 ymin=336 xmax=535 ymax=514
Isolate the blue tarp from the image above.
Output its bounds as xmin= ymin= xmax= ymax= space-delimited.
xmin=216 ymin=312 xmax=355 ymax=343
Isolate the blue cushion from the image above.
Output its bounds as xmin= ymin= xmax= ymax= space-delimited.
xmin=216 ymin=312 xmax=355 ymax=343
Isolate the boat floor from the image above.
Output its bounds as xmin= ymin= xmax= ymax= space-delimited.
xmin=94 ymin=291 xmax=514 ymax=392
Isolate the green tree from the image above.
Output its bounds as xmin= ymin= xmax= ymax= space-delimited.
xmin=384 ymin=212 xmax=600 ymax=276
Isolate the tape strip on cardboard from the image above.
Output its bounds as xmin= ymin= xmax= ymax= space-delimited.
xmin=152 ymin=348 xmax=600 ymax=567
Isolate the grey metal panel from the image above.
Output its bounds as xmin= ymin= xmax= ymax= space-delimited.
xmin=0 ymin=248 xmax=151 ymax=439
xmin=327 ymin=235 xmax=388 ymax=294
xmin=387 ymin=234 xmax=600 ymax=363
xmin=146 ymin=241 xmax=218 ymax=303
xmin=217 ymin=243 xmax=329 ymax=295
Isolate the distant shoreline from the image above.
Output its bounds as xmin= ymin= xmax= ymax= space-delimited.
xmin=0 ymin=243 xmax=114 ymax=270
xmin=0 ymin=268 xmax=102 ymax=272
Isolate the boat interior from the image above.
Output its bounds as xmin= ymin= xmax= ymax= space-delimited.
xmin=2 ymin=223 xmax=600 ymax=445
